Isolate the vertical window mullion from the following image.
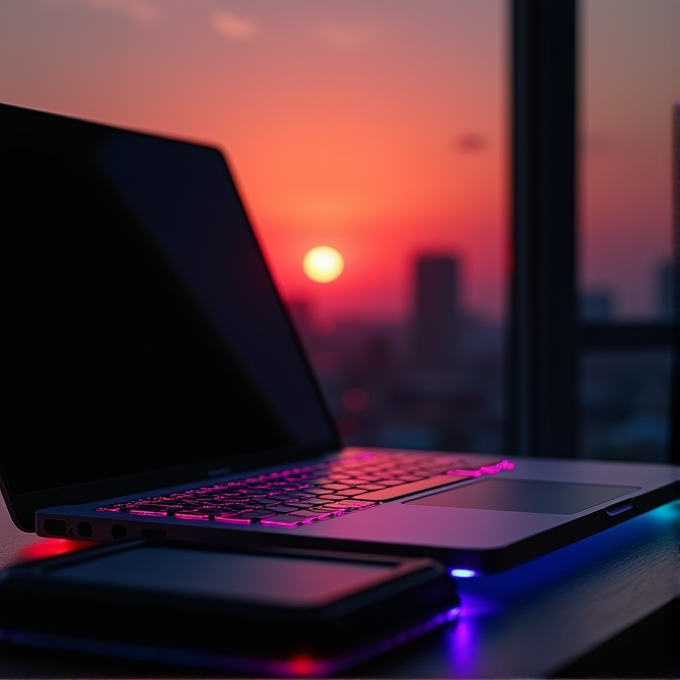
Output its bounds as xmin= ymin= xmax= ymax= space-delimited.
xmin=508 ymin=0 xmax=579 ymax=458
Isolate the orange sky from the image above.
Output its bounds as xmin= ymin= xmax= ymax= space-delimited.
xmin=0 ymin=0 xmax=677 ymax=321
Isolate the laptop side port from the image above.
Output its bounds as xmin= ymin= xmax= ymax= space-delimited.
xmin=43 ymin=519 xmax=68 ymax=536
xmin=111 ymin=524 xmax=127 ymax=540
xmin=77 ymin=522 xmax=92 ymax=537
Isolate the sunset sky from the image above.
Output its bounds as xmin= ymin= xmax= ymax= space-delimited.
xmin=1 ymin=0 xmax=677 ymax=323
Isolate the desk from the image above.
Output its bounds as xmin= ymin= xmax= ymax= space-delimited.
xmin=0 ymin=500 xmax=677 ymax=678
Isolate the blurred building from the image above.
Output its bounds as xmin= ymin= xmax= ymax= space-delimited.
xmin=412 ymin=254 xmax=461 ymax=373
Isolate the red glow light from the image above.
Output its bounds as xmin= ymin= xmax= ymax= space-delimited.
xmin=19 ymin=538 xmax=91 ymax=563
xmin=287 ymin=654 xmax=322 ymax=677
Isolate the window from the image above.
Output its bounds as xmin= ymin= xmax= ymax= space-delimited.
xmin=578 ymin=0 xmax=678 ymax=462
xmin=508 ymin=0 xmax=677 ymax=463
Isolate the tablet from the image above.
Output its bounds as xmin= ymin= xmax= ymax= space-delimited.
xmin=0 ymin=538 xmax=459 ymax=677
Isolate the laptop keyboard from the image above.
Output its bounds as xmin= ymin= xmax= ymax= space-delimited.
xmin=95 ymin=450 xmax=514 ymax=528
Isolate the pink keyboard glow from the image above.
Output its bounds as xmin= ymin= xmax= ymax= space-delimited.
xmin=451 ymin=459 xmax=515 ymax=477
xmin=92 ymin=454 xmax=516 ymax=528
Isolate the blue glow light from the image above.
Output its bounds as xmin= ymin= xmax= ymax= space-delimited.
xmin=450 ymin=568 xmax=478 ymax=578
xmin=455 ymin=501 xmax=680 ymax=601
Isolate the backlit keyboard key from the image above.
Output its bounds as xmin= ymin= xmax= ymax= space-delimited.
xmin=174 ymin=511 xmax=211 ymax=520
xmin=215 ymin=515 xmax=252 ymax=524
xmin=260 ymin=516 xmax=302 ymax=527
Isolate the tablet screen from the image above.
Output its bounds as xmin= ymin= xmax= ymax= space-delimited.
xmin=50 ymin=546 xmax=393 ymax=607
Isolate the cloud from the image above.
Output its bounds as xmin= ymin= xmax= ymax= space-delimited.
xmin=315 ymin=21 xmax=375 ymax=50
xmin=211 ymin=10 xmax=258 ymax=41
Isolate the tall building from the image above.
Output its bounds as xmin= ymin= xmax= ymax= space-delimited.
xmin=412 ymin=254 xmax=461 ymax=373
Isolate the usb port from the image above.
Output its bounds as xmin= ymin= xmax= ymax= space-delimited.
xmin=43 ymin=519 xmax=68 ymax=535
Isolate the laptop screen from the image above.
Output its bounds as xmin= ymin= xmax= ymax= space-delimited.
xmin=0 ymin=103 xmax=339 ymax=495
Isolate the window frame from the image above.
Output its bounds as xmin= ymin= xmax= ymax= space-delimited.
xmin=507 ymin=0 xmax=677 ymax=464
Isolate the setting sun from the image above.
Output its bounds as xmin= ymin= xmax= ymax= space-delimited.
xmin=303 ymin=246 xmax=344 ymax=283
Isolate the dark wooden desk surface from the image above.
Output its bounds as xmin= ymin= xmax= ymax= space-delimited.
xmin=0 ymin=500 xmax=678 ymax=678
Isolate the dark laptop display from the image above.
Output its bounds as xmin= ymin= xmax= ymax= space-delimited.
xmin=1 ymin=101 xmax=677 ymax=575
xmin=1 ymin=103 xmax=338 ymax=498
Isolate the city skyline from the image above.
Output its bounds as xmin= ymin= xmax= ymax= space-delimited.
xmin=289 ymin=252 xmax=670 ymax=460
xmin=288 ymin=251 xmax=675 ymax=328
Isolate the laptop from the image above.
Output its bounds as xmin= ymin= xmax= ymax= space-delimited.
xmin=1 ymin=101 xmax=677 ymax=575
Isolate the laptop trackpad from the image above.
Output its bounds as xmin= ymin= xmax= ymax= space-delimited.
xmin=405 ymin=478 xmax=640 ymax=514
